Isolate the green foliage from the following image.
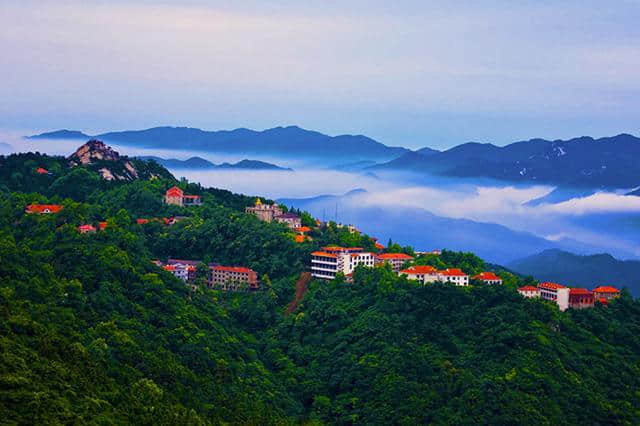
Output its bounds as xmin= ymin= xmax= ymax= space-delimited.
xmin=1 ymin=151 xmax=640 ymax=424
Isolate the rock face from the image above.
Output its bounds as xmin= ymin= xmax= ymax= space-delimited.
xmin=69 ymin=140 xmax=121 ymax=165
xmin=68 ymin=140 xmax=139 ymax=181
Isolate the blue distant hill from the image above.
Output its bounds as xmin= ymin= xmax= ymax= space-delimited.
xmin=372 ymin=133 xmax=640 ymax=189
xmin=31 ymin=126 xmax=409 ymax=161
xmin=138 ymin=156 xmax=292 ymax=171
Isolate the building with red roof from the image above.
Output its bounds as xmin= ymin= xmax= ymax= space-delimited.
xmin=398 ymin=265 xmax=439 ymax=283
xmin=164 ymin=186 xmax=201 ymax=207
xmin=472 ymin=271 xmax=503 ymax=285
xmin=25 ymin=204 xmax=63 ymax=214
xmin=538 ymin=282 xmax=570 ymax=311
xmin=36 ymin=167 xmax=50 ymax=174
xmin=77 ymin=224 xmax=96 ymax=234
xmin=569 ymin=288 xmax=595 ymax=309
xmin=375 ymin=253 xmax=414 ymax=272
xmin=517 ymin=286 xmax=540 ymax=298
xmin=592 ymin=286 xmax=620 ymax=301
xmin=295 ymin=226 xmax=312 ymax=233
xmin=209 ymin=265 xmax=258 ymax=290
xmin=311 ymin=247 xmax=374 ymax=280
xmin=437 ymin=268 xmax=470 ymax=286
xmin=98 ymin=221 xmax=107 ymax=231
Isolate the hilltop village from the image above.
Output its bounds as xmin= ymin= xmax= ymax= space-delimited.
xmin=25 ymin=184 xmax=622 ymax=312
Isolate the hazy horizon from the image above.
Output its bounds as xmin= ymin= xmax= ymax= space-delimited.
xmin=2 ymin=0 xmax=639 ymax=149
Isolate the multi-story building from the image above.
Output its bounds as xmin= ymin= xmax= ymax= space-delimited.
xmin=25 ymin=204 xmax=63 ymax=214
xmin=245 ymin=198 xmax=283 ymax=222
xmin=164 ymin=186 xmax=202 ymax=206
xmin=592 ymin=286 xmax=620 ymax=302
xmin=208 ymin=265 xmax=258 ymax=290
xmin=568 ymin=288 xmax=595 ymax=309
xmin=310 ymin=246 xmax=375 ymax=280
xmin=275 ymin=212 xmax=302 ymax=229
xmin=472 ymin=271 xmax=503 ymax=285
xmin=538 ymin=282 xmax=570 ymax=311
xmin=517 ymin=286 xmax=540 ymax=298
xmin=375 ymin=253 xmax=414 ymax=272
xmin=398 ymin=265 xmax=439 ymax=284
xmin=163 ymin=264 xmax=195 ymax=282
xmin=438 ymin=268 xmax=470 ymax=286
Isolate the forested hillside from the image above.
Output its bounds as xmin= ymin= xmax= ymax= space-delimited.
xmin=1 ymin=147 xmax=639 ymax=424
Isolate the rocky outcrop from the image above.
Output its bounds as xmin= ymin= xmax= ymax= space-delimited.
xmin=68 ymin=140 xmax=140 ymax=181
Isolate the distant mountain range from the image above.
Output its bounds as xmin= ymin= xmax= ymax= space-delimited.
xmin=138 ymin=156 xmax=291 ymax=171
xmin=372 ymin=134 xmax=640 ymax=189
xmin=30 ymin=126 xmax=408 ymax=161
xmin=0 ymin=142 xmax=12 ymax=154
xmin=508 ymin=249 xmax=640 ymax=297
xmin=277 ymin=189 xmax=605 ymax=265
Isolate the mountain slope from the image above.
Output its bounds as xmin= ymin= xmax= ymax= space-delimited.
xmin=508 ymin=249 xmax=640 ymax=296
xmin=373 ymin=134 xmax=640 ymax=188
xmin=31 ymin=125 xmax=409 ymax=160
xmin=138 ymin=156 xmax=291 ymax=170
xmin=29 ymin=129 xmax=91 ymax=140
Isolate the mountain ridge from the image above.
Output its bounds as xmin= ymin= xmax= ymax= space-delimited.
xmin=138 ymin=155 xmax=291 ymax=171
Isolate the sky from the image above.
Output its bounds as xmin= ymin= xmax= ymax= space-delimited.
xmin=1 ymin=0 xmax=639 ymax=149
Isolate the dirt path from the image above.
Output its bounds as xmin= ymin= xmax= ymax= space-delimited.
xmin=286 ymin=272 xmax=312 ymax=315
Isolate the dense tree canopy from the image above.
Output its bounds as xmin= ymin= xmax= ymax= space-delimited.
xmin=1 ymin=151 xmax=639 ymax=424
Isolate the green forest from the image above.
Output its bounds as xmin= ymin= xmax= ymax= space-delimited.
xmin=1 ymin=150 xmax=639 ymax=425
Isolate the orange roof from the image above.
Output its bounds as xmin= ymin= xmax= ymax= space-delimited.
xmin=294 ymin=235 xmax=305 ymax=243
xmin=166 ymin=186 xmax=184 ymax=197
xmin=374 ymin=242 xmax=385 ymax=249
xmin=570 ymin=288 xmax=592 ymax=295
xmin=593 ymin=286 xmax=620 ymax=294
xmin=439 ymin=268 xmax=468 ymax=277
xmin=538 ymin=282 xmax=566 ymax=290
xmin=36 ymin=167 xmax=49 ymax=174
xmin=399 ymin=265 xmax=437 ymax=274
xmin=312 ymin=251 xmax=338 ymax=258
xmin=598 ymin=297 xmax=609 ymax=305
xmin=323 ymin=246 xmax=345 ymax=252
xmin=518 ymin=286 xmax=539 ymax=292
xmin=295 ymin=226 xmax=312 ymax=233
xmin=213 ymin=265 xmax=254 ymax=274
xmin=377 ymin=253 xmax=414 ymax=260
xmin=25 ymin=204 xmax=63 ymax=213
xmin=472 ymin=272 xmax=502 ymax=281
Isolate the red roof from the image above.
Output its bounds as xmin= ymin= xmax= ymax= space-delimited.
xmin=213 ymin=265 xmax=254 ymax=274
xmin=570 ymin=288 xmax=592 ymax=296
xmin=98 ymin=221 xmax=107 ymax=230
xmin=183 ymin=195 xmax=200 ymax=199
xmin=518 ymin=286 xmax=539 ymax=292
xmin=374 ymin=242 xmax=385 ymax=249
xmin=77 ymin=224 xmax=96 ymax=232
xmin=439 ymin=268 xmax=468 ymax=277
xmin=593 ymin=286 xmax=620 ymax=294
xmin=538 ymin=282 xmax=566 ymax=290
xmin=163 ymin=265 xmax=176 ymax=271
xmin=136 ymin=218 xmax=149 ymax=225
xmin=295 ymin=226 xmax=312 ymax=233
xmin=36 ymin=167 xmax=49 ymax=174
xmin=598 ymin=297 xmax=609 ymax=305
xmin=399 ymin=265 xmax=437 ymax=274
xmin=323 ymin=246 xmax=345 ymax=252
xmin=25 ymin=204 xmax=63 ymax=213
xmin=473 ymin=272 xmax=502 ymax=281
xmin=377 ymin=253 xmax=414 ymax=260
xmin=312 ymin=251 xmax=337 ymax=258
xmin=166 ymin=186 xmax=184 ymax=197
xmin=294 ymin=235 xmax=305 ymax=243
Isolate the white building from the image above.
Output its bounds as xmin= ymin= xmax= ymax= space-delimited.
xmin=398 ymin=266 xmax=469 ymax=286
xmin=375 ymin=253 xmax=414 ymax=272
xmin=311 ymin=246 xmax=375 ymax=280
xmin=472 ymin=271 xmax=503 ymax=285
xmin=517 ymin=286 xmax=540 ymax=298
xmin=538 ymin=282 xmax=570 ymax=311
